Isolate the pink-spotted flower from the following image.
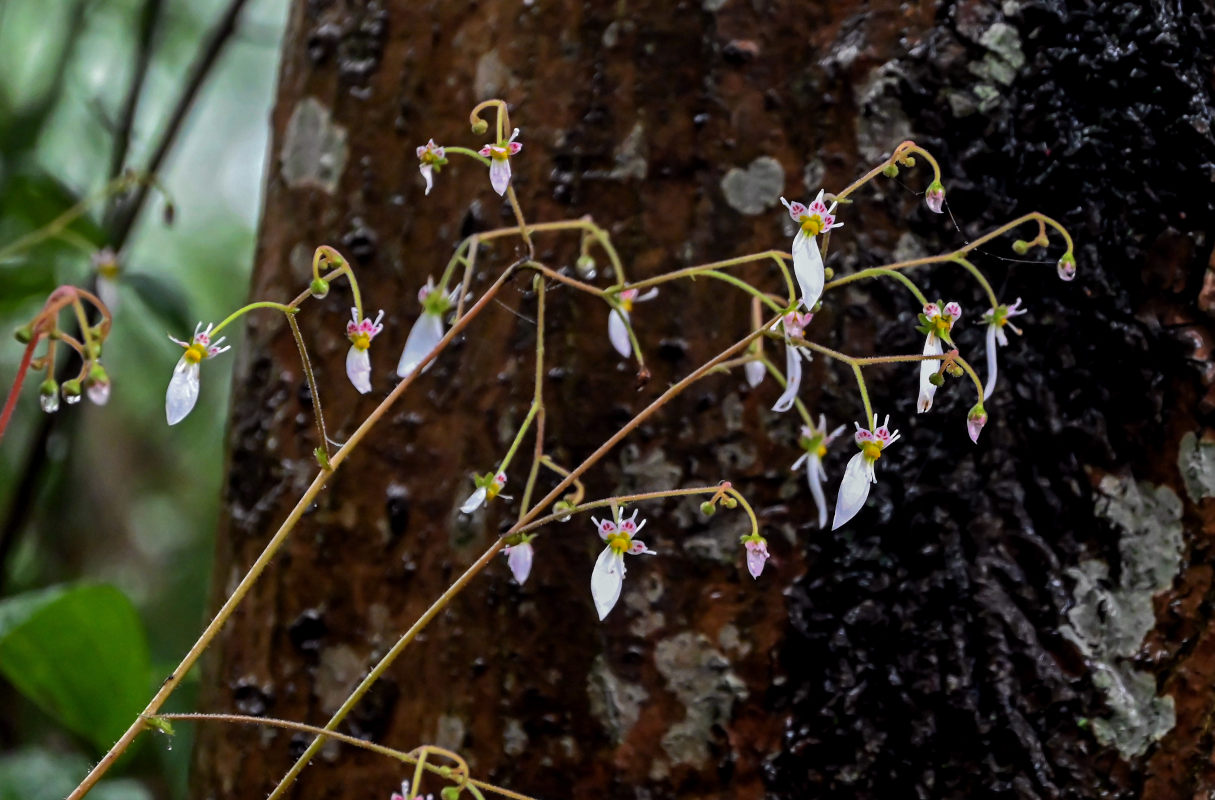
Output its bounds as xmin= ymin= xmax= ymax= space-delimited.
xmin=980 ymin=299 xmax=1028 ymax=399
xmin=925 ymin=180 xmax=946 ymax=214
xmin=345 ymin=308 xmax=385 ymax=394
xmin=741 ymin=534 xmax=770 ymax=579
xmin=772 ymin=310 xmax=814 ymax=413
xmin=915 ymin=300 xmax=961 ymax=413
xmin=502 ymin=533 xmax=536 ymax=585
xmin=608 ymin=287 xmax=658 ymax=358
xmin=479 ymin=128 xmax=523 ymax=196
xmin=416 ymin=139 xmax=447 ymax=196
xmin=780 ymin=191 xmax=843 ymax=311
xmin=397 ymin=278 xmax=457 ymax=378
xmin=390 ymin=780 xmax=431 ymax=800
xmin=832 ymin=413 xmax=901 ymax=530
xmin=589 ymin=507 xmax=656 ymax=620
xmin=166 ymin=322 xmax=230 ymax=425
xmin=460 ymin=471 xmax=510 ymax=514
xmin=790 ymin=415 xmax=847 ymax=528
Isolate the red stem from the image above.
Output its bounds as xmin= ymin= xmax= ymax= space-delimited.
xmin=0 ymin=337 xmax=40 ymax=447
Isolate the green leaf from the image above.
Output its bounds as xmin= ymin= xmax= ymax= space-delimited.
xmin=0 ymin=748 xmax=151 ymax=800
xmin=0 ymin=583 xmax=151 ymax=754
xmin=124 ymin=272 xmax=192 ymax=337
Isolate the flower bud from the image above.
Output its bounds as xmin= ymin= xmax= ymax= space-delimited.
xmin=1012 ymin=239 xmax=1030 ymax=255
xmin=471 ymin=119 xmax=489 ymax=135
xmin=441 ymin=788 xmax=462 ymax=800
xmin=14 ymin=325 xmax=33 ymax=343
xmin=1057 ymin=252 xmax=1076 ymax=281
xmin=882 ymin=163 xmax=899 ymax=178
xmin=39 ymin=379 xmax=60 ymax=413
xmin=61 ymin=379 xmax=83 ymax=405
xmin=309 ymin=277 xmax=330 ymax=299
xmin=928 ymin=371 xmax=945 ymax=387
xmin=575 ymin=254 xmax=596 ymax=278
xmin=967 ymin=403 xmax=988 ymax=444
xmin=86 ymin=364 xmax=111 ymax=405
xmin=554 ymin=499 xmax=575 ymax=522
xmin=721 ymin=496 xmax=738 ymax=509
xmin=924 ymin=180 xmax=945 ymax=214
xmin=699 ymin=500 xmax=717 ymax=516
xmin=945 ymin=362 xmax=964 ymax=377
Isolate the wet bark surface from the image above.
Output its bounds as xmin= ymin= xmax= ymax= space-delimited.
xmin=193 ymin=1 xmax=1215 ymax=798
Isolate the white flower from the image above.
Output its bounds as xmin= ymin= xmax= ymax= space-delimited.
xmin=416 ymin=139 xmax=447 ymax=196
xmin=397 ymin=278 xmax=456 ymax=378
xmin=743 ymin=536 xmax=770 ymax=579
xmin=607 ymin=287 xmax=658 ymax=358
xmin=391 ymin=780 xmax=431 ymax=800
xmin=780 ymin=191 xmax=843 ymax=310
xmin=589 ymin=508 xmax=656 ymax=620
xmin=460 ymin=471 xmax=508 ymax=514
xmin=478 ymin=128 xmax=523 ymax=196
xmin=831 ymin=413 xmax=901 ymax=530
xmin=345 ymin=308 xmax=385 ymax=394
xmin=772 ymin=310 xmax=814 ymax=413
xmin=790 ymin=415 xmax=846 ymax=528
xmin=503 ymin=536 xmax=535 ymax=584
xmin=92 ymin=248 xmax=121 ymax=312
xmin=916 ymin=301 xmax=961 ymax=413
xmin=166 ymin=322 xmax=230 ymax=425
xmin=980 ymin=299 xmax=1028 ymax=399
xmin=745 ymin=359 xmax=766 ymax=388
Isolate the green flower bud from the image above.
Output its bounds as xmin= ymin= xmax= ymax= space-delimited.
xmin=882 ymin=163 xmax=899 ymax=178
xmin=309 ymin=277 xmax=330 ymax=299
xmin=1012 ymin=239 xmax=1030 ymax=255
xmin=14 ymin=325 xmax=32 ymax=343
xmin=39 ymin=379 xmax=60 ymax=413
xmin=928 ymin=371 xmax=945 ymax=387
xmin=471 ymin=119 xmax=489 ymax=135
xmin=699 ymin=501 xmax=717 ymax=516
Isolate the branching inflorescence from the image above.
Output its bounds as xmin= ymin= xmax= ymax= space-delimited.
xmin=6 ymin=97 xmax=1076 ymax=800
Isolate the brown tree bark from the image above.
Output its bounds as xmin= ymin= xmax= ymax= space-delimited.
xmin=193 ymin=1 xmax=1215 ymax=799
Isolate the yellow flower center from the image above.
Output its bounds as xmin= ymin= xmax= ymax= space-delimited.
xmin=491 ymin=146 xmax=509 ymax=161
xmin=817 ymin=444 xmax=828 ymax=458
xmin=606 ymin=531 xmax=631 ymax=554
xmin=799 ymin=214 xmax=825 ymax=236
xmin=620 ymin=298 xmax=634 ymax=312
xmin=351 ymin=332 xmax=371 ymax=351
xmin=861 ymin=441 xmax=883 ymax=460
xmin=933 ymin=317 xmax=951 ymax=336
xmin=184 ymin=343 xmax=207 ymax=364
xmin=98 ymin=263 xmax=119 ymax=279
xmin=486 ymin=482 xmax=502 ymax=501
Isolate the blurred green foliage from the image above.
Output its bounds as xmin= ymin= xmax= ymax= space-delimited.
xmin=0 ymin=0 xmax=285 ymax=795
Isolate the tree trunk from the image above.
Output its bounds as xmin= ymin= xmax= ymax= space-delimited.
xmin=193 ymin=1 xmax=1215 ymax=798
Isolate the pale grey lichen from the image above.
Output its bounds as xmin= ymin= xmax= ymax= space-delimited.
xmin=280 ymin=97 xmax=347 ymax=194
xmin=587 ymin=654 xmax=648 ymax=744
xmin=856 ymin=69 xmax=913 ymax=164
xmin=1177 ymin=431 xmax=1215 ymax=502
xmin=720 ymin=156 xmax=784 ymax=216
xmin=502 ymin=718 xmax=528 ymax=757
xmin=1060 ymin=475 xmax=1183 ymax=758
xmin=435 ymin=714 xmax=466 ymax=751
xmin=682 ymin=511 xmax=750 ymax=564
xmin=315 ymin=644 xmax=364 ymax=715
xmin=610 ymin=121 xmax=648 ymax=181
xmin=654 ymin=632 xmax=747 ymax=767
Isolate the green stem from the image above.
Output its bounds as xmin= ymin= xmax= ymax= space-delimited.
xmin=444 ymin=145 xmax=491 ymax=167
xmin=210 ymin=301 xmax=296 ymax=336
xmin=285 ymin=312 xmax=330 ymax=463
xmin=950 ymin=256 xmax=998 ymax=309
xmin=852 ymin=363 xmax=873 ymax=427
xmin=822 ymin=266 xmax=929 ymax=307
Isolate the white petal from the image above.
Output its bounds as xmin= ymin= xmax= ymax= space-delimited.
xmin=807 ymin=455 xmax=828 ymax=529
xmin=420 ymin=164 xmax=434 ymax=195
xmin=792 ymin=234 xmax=825 ymax=310
xmin=460 ymin=486 xmax=487 ymax=514
xmin=831 ymin=452 xmax=873 ymax=530
xmin=984 ymin=323 xmax=999 ymax=400
xmin=507 ymin=543 xmax=533 ymax=584
xmin=772 ymin=344 xmax=802 ymax=412
xmin=397 ymin=312 xmax=445 ymax=377
xmin=346 ymin=346 xmax=372 ymax=394
xmin=97 ymin=275 xmax=120 ymax=312
xmin=489 ymin=158 xmax=511 ymax=195
xmin=917 ymin=334 xmax=942 ymax=413
xmin=745 ymin=360 xmax=765 ymax=388
xmin=590 ymin=546 xmax=624 ymax=620
xmin=746 ymin=547 xmax=767 ymax=579
xmin=608 ymin=308 xmax=632 ymax=358
xmin=166 ymin=357 xmax=200 ymax=425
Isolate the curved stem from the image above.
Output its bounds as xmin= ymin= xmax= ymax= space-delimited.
xmin=285 ymin=312 xmax=330 ymax=464
xmin=822 ymin=266 xmax=929 ymax=307
xmin=0 ymin=338 xmax=40 ymax=447
xmin=210 ymin=301 xmax=296 ymax=337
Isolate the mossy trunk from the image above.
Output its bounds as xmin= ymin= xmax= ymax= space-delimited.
xmin=193 ymin=1 xmax=1215 ymax=798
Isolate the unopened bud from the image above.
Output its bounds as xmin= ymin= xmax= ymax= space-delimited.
xmin=471 ymin=119 xmax=489 ymax=135
xmin=39 ymin=379 xmax=60 ymax=413
xmin=946 ymin=362 xmax=964 ymax=377
xmin=86 ymin=364 xmax=111 ymax=405
xmin=901 ymin=155 xmax=916 ymax=167
xmin=441 ymin=788 xmax=462 ymax=800
xmin=1057 ymin=252 xmax=1077 ymax=282
xmin=699 ymin=501 xmax=717 ymax=516
xmin=309 ymin=277 xmax=330 ymax=299
xmin=575 ymin=254 xmax=596 ymax=278
xmin=721 ymin=496 xmax=738 ymax=509
xmin=928 ymin=372 xmax=945 ymax=387
xmin=924 ymin=180 xmax=945 ymax=214
xmin=61 ymin=379 xmax=83 ymax=405
xmin=882 ymin=163 xmax=899 ymax=178
xmin=1012 ymin=239 xmax=1030 ymax=255
xmin=14 ymin=325 xmax=32 ymax=343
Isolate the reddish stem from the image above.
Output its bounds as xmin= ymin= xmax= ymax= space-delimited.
xmin=0 ymin=336 xmax=40 ymax=447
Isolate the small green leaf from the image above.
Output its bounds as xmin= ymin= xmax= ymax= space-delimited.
xmin=0 ymin=583 xmax=151 ymax=754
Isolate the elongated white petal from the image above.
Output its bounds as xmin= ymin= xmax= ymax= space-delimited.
xmin=506 ymin=543 xmax=534 ymax=585
xmin=984 ymin=323 xmax=999 ymax=400
xmin=744 ymin=360 xmax=765 ymax=388
xmin=166 ymin=357 xmax=200 ymax=425
xmin=792 ymin=234 xmax=825 ymax=310
xmin=97 ymin=274 xmax=120 ymax=312
xmin=917 ymin=334 xmax=942 ymax=413
xmin=346 ymin=346 xmax=372 ymax=394
xmin=489 ymin=158 xmax=511 ymax=195
xmin=591 ymin=546 xmax=625 ymax=620
xmin=608 ymin=308 xmax=632 ymax=358
xmin=831 ymin=452 xmax=873 ymax=530
xmin=460 ymin=486 xmax=487 ymax=514
xmin=420 ymin=164 xmax=434 ymax=195
xmin=772 ymin=344 xmax=802 ymax=412
xmin=806 ymin=455 xmax=828 ymax=529
xmin=397 ymin=312 xmax=445 ymax=377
